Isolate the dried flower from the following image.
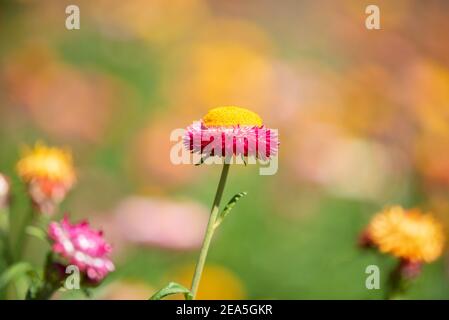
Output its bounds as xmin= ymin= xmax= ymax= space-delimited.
xmin=184 ymin=106 xmax=279 ymax=160
xmin=152 ymin=106 xmax=277 ymax=300
xmin=16 ymin=142 xmax=76 ymax=214
xmin=48 ymin=216 xmax=114 ymax=282
xmin=364 ymin=206 xmax=445 ymax=263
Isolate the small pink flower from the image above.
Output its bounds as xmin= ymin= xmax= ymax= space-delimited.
xmin=48 ymin=216 xmax=115 ymax=281
xmin=184 ymin=106 xmax=279 ymax=160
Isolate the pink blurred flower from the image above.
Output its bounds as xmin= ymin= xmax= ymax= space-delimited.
xmin=113 ymin=196 xmax=209 ymax=250
xmin=0 ymin=173 xmax=10 ymax=209
xmin=48 ymin=216 xmax=115 ymax=281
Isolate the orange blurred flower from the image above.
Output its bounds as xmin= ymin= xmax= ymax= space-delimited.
xmin=365 ymin=206 xmax=445 ymax=263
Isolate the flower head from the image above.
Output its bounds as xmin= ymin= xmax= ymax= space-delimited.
xmin=48 ymin=216 xmax=115 ymax=281
xmin=364 ymin=206 xmax=445 ymax=263
xmin=184 ymin=106 xmax=279 ymax=160
xmin=17 ymin=142 xmax=75 ymax=187
xmin=16 ymin=142 xmax=75 ymax=214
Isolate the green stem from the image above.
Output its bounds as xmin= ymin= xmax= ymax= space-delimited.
xmin=0 ymin=208 xmax=10 ymax=231
xmin=0 ymin=207 xmax=13 ymax=265
xmin=26 ymin=281 xmax=59 ymax=300
xmin=385 ymin=260 xmax=413 ymax=300
xmin=15 ymin=204 xmax=35 ymax=262
xmin=1 ymin=206 xmax=15 ymax=299
xmin=190 ymin=163 xmax=230 ymax=299
xmin=4 ymin=204 xmax=34 ymax=299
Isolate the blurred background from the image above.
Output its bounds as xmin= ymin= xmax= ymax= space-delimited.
xmin=1 ymin=0 xmax=449 ymax=299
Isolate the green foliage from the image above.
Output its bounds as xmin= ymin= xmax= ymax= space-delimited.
xmin=0 ymin=262 xmax=34 ymax=291
xmin=25 ymin=226 xmax=48 ymax=244
xmin=149 ymin=282 xmax=192 ymax=301
xmin=214 ymin=192 xmax=247 ymax=228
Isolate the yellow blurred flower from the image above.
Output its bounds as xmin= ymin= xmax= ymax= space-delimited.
xmin=170 ymin=264 xmax=245 ymax=300
xmin=167 ymin=19 xmax=274 ymax=116
xmin=16 ymin=142 xmax=76 ymax=214
xmin=366 ymin=206 xmax=445 ymax=263
xmin=17 ymin=142 xmax=75 ymax=188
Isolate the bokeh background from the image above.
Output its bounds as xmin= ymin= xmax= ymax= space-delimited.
xmin=1 ymin=0 xmax=449 ymax=299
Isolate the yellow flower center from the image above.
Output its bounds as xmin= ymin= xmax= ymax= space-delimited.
xmin=202 ymin=106 xmax=263 ymax=127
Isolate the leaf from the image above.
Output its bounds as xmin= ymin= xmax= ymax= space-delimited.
xmin=26 ymin=226 xmax=49 ymax=243
xmin=149 ymin=282 xmax=192 ymax=300
xmin=214 ymin=192 xmax=247 ymax=228
xmin=0 ymin=262 xmax=34 ymax=290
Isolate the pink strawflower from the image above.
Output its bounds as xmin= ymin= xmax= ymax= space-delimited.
xmin=48 ymin=216 xmax=115 ymax=281
xmin=184 ymin=106 xmax=279 ymax=160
